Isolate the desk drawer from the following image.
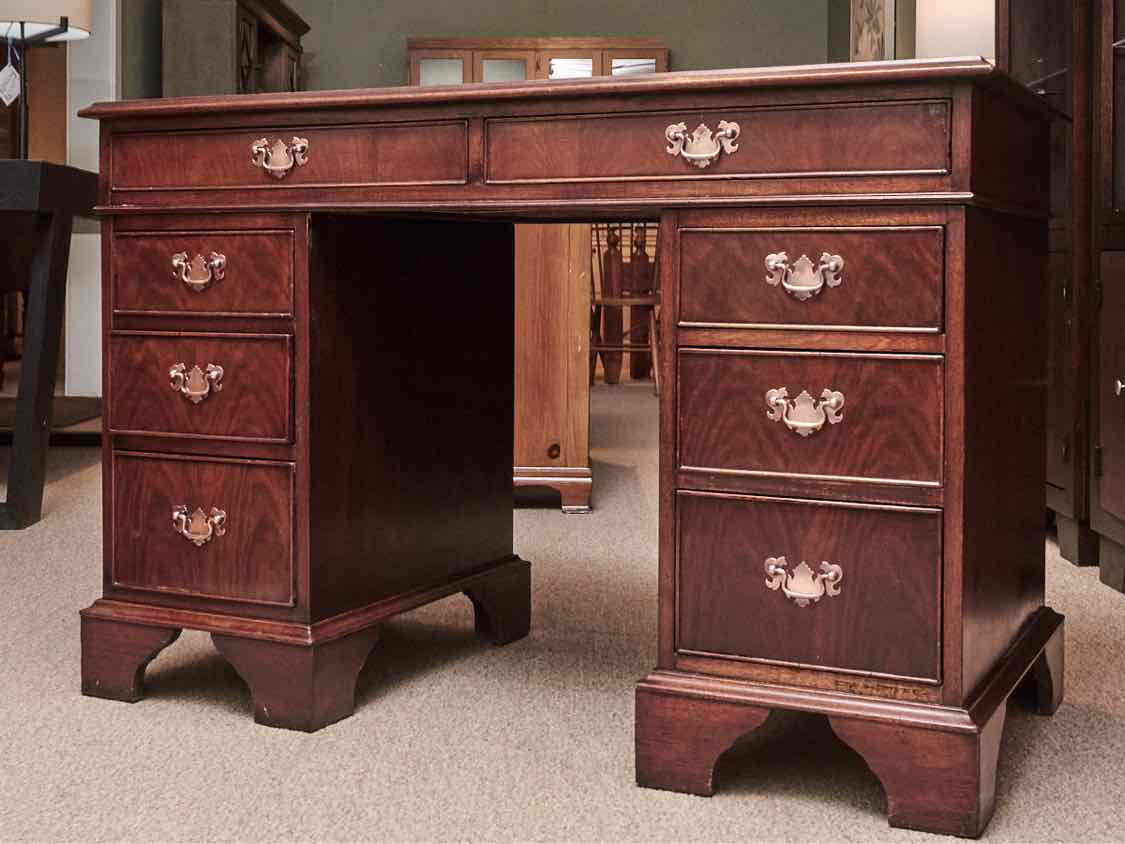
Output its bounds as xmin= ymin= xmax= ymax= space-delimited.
xmin=111 ymin=452 xmax=295 ymax=607
xmin=679 ymin=225 xmax=943 ymax=332
xmin=111 ymin=121 xmax=468 ymax=191
xmin=109 ymin=332 xmax=292 ymax=443
xmin=676 ymin=491 xmax=942 ymax=683
xmin=113 ymin=230 xmax=293 ymax=317
xmin=678 ymin=349 xmax=942 ymax=488
xmin=486 ymin=100 xmax=949 ymax=184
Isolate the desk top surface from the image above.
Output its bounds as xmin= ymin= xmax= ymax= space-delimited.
xmin=81 ymin=57 xmax=1036 ymax=121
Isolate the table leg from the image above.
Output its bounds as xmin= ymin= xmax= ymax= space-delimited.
xmin=0 ymin=211 xmax=73 ymax=529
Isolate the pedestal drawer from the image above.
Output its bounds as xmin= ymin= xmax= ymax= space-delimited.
xmin=109 ymin=332 xmax=292 ymax=443
xmin=113 ymin=230 xmax=294 ymax=317
xmin=679 ymin=225 xmax=943 ymax=332
xmin=676 ymin=491 xmax=942 ymax=682
xmin=678 ymin=349 xmax=943 ymax=489
xmin=111 ymin=452 xmax=295 ymax=607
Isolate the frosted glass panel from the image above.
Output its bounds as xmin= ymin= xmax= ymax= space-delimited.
xmin=548 ymin=57 xmax=594 ymax=79
xmin=419 ymin=59 xmax=464 ymax=86
xmin=481 ymin=59 xmax=528 ymax=83
xmin=611 ymin=58 xmax=657 ymax=76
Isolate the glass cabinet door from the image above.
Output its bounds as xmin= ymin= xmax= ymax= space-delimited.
xmin=1113 ymin=0 xmax=1125 ymax=214
xmin=412 ymin=51 xmax=470 ymax=86
xmin=604 ymin=49 xmax=667 ymax=77
xmin=536 ymin=51 xmax=601 ymax=79
xmin=474 ymin=51 xmax=535 ymax=83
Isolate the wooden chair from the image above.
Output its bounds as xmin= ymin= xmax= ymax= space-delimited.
xmin=590 ymin=223 xmax=660 ymax=395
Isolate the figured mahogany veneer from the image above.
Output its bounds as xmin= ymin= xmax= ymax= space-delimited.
xmin=80 ymin=59 xmax=1061 ymax=836
xmin=679 ymin=224 xmax=944 ymax=332
xmin=113 ymin=229 xmax=294 ymax=317
xmin=677 ymin=349 xmax=944 ymax=493
xmin=111 ymin=452 xmax=295 ymax=606
xmin=485 ymin=100 xmax=951 ymax=184
xmin=111 ymin=121 xmax=469 ymax=191
xmin=108 ymin=332 xmax=293 ymax=442
xmin=676 ymin=491 xmax=942 ymax=682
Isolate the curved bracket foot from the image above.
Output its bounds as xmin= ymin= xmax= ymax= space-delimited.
xmin=464 ymin=558 xmax=531 ymax=646
xmin=212 ymin=625 xmax=380 ymax=732
xmin=828 ymin=708 xmax=1006 ymax=838
xmin=1028 ymin=620 xmax=1064 ymax=715
xmin=635 ymin=679 xmax=770 ymax=796
xmin=80 ymin=615 xmax=181 ymax=702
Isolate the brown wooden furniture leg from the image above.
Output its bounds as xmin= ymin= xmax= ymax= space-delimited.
xmin=828 ymin=708 xmax=1007 ymax=838
xmin=1028 ymin=620 xmax=1065 ymax=715
xmin=1099 ymin=537 xmax=1125 ymax=593
xmin=635 ymin=683 xmax=770 ymax=796
xmin=212 ymin=625 xmax=381 ymax=733
xmin=464 ymin=557 xmax=531 ymax=645
xmin=1055 ymin=514 xmax=1099 ymax=566
xmin=80 ymin=615 xmax=181 ymax=702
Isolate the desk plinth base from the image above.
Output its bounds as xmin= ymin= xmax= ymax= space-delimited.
xmin=80 ymin=556 xmax=531 ymax=732
xmin=636 ymin=609 xmax=1063 ymax=839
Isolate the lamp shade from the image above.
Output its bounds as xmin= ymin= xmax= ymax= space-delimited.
xmin=0 ymin=0 xmax=92 ymax=42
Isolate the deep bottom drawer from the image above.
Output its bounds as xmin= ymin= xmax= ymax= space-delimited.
xmin=676 ymin=491 xmax=942 ymax=682
xmin=111 ymin=452 xmax=295 ymax=607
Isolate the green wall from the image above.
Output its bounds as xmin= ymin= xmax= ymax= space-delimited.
xmin=120 ymin=0 xmax=162 ymax=99
xmin=287 ymin=0 xmax=831 ymax=91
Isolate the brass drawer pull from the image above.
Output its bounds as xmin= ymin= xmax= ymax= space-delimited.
xmin=251 ymin=136 xmax=309 ymax=179
xmin=171 ymin=251 xmax=226 ymax=293
xmin=1116 ymin=379 xmax=1125 ymax=396
xmin=765 ymin=557 xmax=842 ymax=607
xmin=764 ymin=252 xmax=844 ymax=301
xmin=665 ymin=120 xmax=740 ymax=169
xmin=172 ymin=505 xmax=227 ymax=547
xmin=169 ymin=362 xmax=224 ymax=404
xmin=765 ymin=387 xmax=845 ymax=437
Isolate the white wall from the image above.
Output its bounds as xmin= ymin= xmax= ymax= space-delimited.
xmin=914 ymin=0 xmax=995 ymax=61
xmin=64 ymin=0 xmax=117 ymax=396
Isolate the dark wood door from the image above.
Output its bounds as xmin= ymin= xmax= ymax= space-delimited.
xmin=1098 ymin=252 xmax=1125 ymax=521
xmin=1046 ymin=252 xmax=1072 ymax=492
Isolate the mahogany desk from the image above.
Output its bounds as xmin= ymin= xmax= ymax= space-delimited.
xmin=79 ymin=58 xmax=1063 ymax=838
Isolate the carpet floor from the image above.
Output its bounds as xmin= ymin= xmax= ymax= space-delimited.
xmin=1 ymin=383 xmax=1123 ymax=843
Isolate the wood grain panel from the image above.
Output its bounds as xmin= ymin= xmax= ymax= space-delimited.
xmin=678 ymin=349 xmax=943 ymax=488
xmin=109 ymin=332 xmax=292 ymax=442
xmin=111 ymin=452 xmax=294 ymax=606
xmin=486 ymin=100 xmax=950 ymax=184
xmin=111 ymin=121 xmax=468 ymax=190
xmin=114 ymin=230 xmax=293 ymax=316
xmin=679 ymin=226 xmax=943 ymax=331
xmin=676 ymin=491 xmax=942 ymax=682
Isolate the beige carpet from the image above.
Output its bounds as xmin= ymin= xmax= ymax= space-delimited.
xmin=1 ymin=383 xmax=1123 ymax=843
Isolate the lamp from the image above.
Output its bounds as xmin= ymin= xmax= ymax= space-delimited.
xmin=0 ymin=1 xmax=92 ymax=159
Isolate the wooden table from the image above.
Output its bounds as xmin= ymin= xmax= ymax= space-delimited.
xmin=0 ymin=161 xmax=97 ymax=529
xmin=78 ymin=58 xmax=1062 ymax=838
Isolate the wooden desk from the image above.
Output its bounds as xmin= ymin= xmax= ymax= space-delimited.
xmin=0 ymin=161 xmax=98 ymax=529
xmin=79 ymin=59 xmax=1062 ymax=837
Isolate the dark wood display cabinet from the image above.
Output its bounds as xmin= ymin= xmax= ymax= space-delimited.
xmin=999 ymin=0 xmax=1098 ymax=567
xmin=1091 ymin=0 xmax=1125 ymax=590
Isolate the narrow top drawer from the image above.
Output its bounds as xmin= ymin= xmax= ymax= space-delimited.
xmin=679 ymin=225 xmax=944 ymax=333
xmin=111 ymin=121 xmax=468 ymax=191
xmin=486 ymin=100 xmax=950 ymax=185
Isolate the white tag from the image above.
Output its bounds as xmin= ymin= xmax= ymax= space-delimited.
xmin=0 ymin=63 xmax=19 ymax=107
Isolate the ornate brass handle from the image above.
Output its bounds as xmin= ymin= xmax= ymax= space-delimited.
xmin=765 ymin=557 xmax=842 ymax=607
xmin=765 ymin=252 xmax=844 ymax=301
xmin=250 ymin=136 xmax=309 ymax=179
xmin=172 ymin=505 xmax=227 ymax=547
xmin=665 ymin=120 xmax=740 ymax=169
xmin=171 ymin=251 xmax=226 ymax=293
xmin=765 ymin=387 xmax=845 ymax=437
xmin=1116 ymin=379 xmax=1125 ymax=396
xmin=169 ymin=363 xmax=224 ymax=404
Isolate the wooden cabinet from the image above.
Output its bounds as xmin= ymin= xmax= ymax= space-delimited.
xmin=408 ymin=37 xmax=669 ymax=512
xmin=1091 ymin=0 xmax=1125 ymax=590
xmin=998 ymin=0 xmax=1098 ymax=567
xmin=162 ymin=0 xmax=308 ymax=97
